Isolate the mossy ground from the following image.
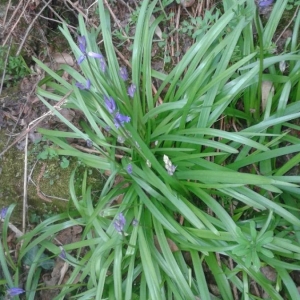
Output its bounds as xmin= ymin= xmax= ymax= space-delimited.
xmin=0 ymin=128 xmax=104 ymax=225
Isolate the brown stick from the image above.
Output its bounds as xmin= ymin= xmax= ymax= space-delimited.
xmin=2 ymin=1 xmax=30 ymax=46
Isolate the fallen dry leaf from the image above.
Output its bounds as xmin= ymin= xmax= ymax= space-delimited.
xmin=52 ymin=52 xmax=74 ymax=67
xmin=261 ymin=81 xmax=274 ymax=111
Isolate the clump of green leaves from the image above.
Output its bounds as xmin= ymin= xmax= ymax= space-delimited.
xmin=37 ymin=146 xmax=58 ymax=160
xmin=6 ymin=56 xmax=30 ymax=79
xmin=0 ymin=46 xmax=30 ymax=86
xmin=37 ymin=146 xmax=70 ymax=169
xmin=233 ymin=221 xmax=274 ymax=271
xmin=179 ymin=8 xmax=221 ymax=39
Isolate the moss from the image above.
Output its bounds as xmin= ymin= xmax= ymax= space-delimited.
xmin=0 ymin=132 xmax=24 ymax=223
xmin=0 ymin=129 xmax=104 ymax=224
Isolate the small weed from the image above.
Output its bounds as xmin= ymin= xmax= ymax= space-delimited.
xmin=60 ymin=156 xmax=70 ymax=169
xmin=179 ymin=8 xmax=221 ymax=39
xmin=0 ymin=46 xmax=30 ymax=86
xmin=36 ymin=145 xmax=70 ymax=170
xmin=37 ymin=146 xmax=58 ymax=160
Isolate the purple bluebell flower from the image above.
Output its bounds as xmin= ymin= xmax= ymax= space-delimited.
xmin=114 ymin=112 xmax=131 ymax=128
xmin=75 ymin=82 xmax=84 ymax=89
xmin=59 ymin=248 xmax=66 ymax=260
xmin=75 ymin=79 xmax=91 ymax=90
xmin=126 ymin=164 xmax=133 ymax=174
xmin=78 ymin=36 xmax=86 ymax=53
xmin=119 ymin=66 xmax=128 ymax=81
xmin=258 ymin=0 xmax=274 ymax=7
xmin=77 ymin=36 xmax=87 ymax=64
xmin=76 ymin=36 xmax=107 ymax=69
xmin=128 ymin=84 xmax=136 ymax=98
xmin=87 ymin=51 xmax=103 ymax=59
xmin=7 ymin=287 xmax=25 ymax=296
xmin=104 ymin=96 xmax=116 ymax=114
xmin=78 ymin=55 xmax=86 ymax=64
xmin=87 ymin=52 xmax=107 ymax=72
xmin=113 ymin=213 xmax=126 ymax=234
xmin=0 ymin=207 xmax=8 ymax=219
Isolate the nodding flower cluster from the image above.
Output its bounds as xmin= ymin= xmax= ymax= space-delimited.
xmin=77 ymin=36 xmax=107 ymax=72
xmin=76 ymin=37 xmax=138 ymax=130
xmin=104 ymin=96 xmax=130 ymax=128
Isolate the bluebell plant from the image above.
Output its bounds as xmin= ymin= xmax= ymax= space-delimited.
xmin=31 ymin=2 xmax=300 ymax=298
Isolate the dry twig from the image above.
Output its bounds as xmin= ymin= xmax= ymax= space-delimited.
xmin=16 ymin=0 xmax=52 ymax=56
xmin=20 ymin=90 xmax=73 ymax=232
xmin=3 ymin=1 xmax=30 ymax=46
xmin=0 ymin=90 xmax=73 ymax=157
xmin=175 ymin=5 xmax=181 ymax=64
